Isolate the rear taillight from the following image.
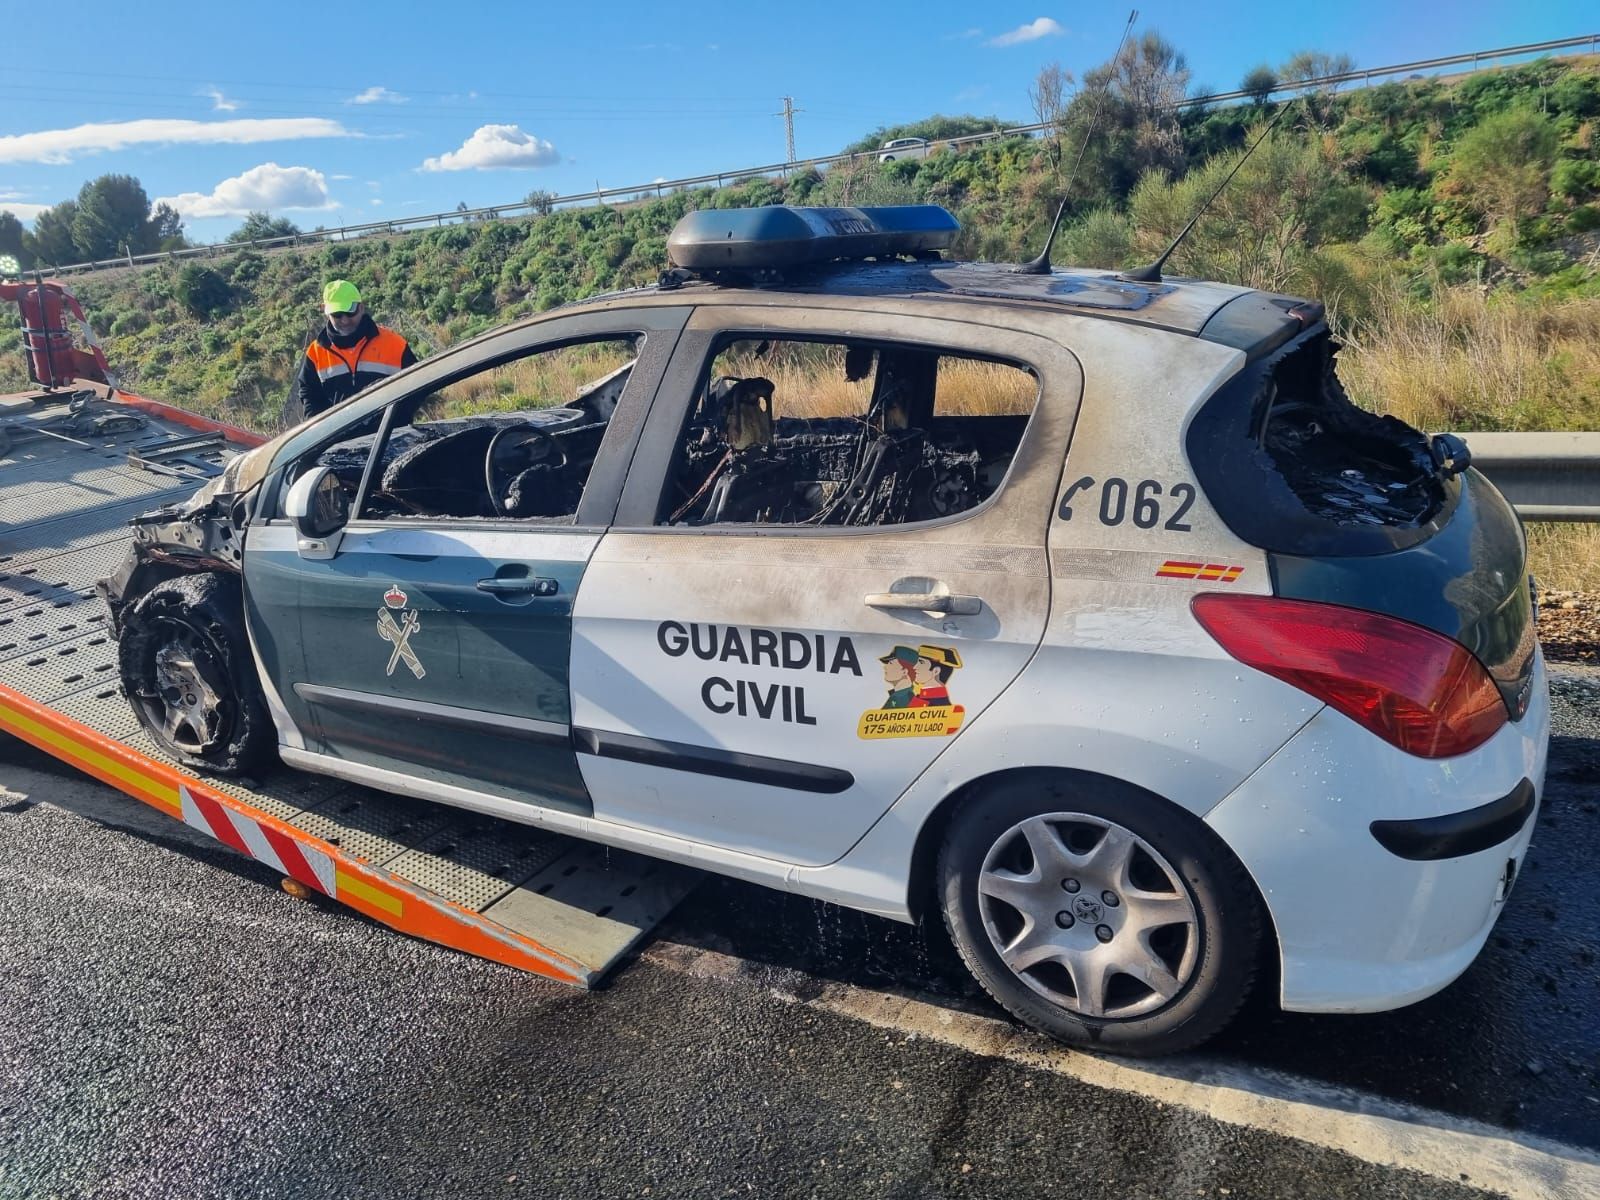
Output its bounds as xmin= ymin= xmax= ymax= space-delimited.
xmin=1192 ymin=594 xmax=1507 ymax=758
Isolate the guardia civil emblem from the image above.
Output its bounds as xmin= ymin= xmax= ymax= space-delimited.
xmin=376 ymin=584 xmax=425 ymax=679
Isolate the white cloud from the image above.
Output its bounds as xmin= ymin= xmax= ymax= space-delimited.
xmin=0 ymin=202 xmax=49 ymax=222
xmin=155 ymin=162 xmax=336 ymax=219
xmin=420 ymin=124 xmax=558 ymax=171
xmin=350 ymin=86 xmax=407 ymax=105
xmin=330 ymin=173 xmax=354 ymax=180
xmin=945 ymin=27 xmax=983 ymax=40
xmin=202 ymin=87 xmax=241 ymax=112
xmin=988 ymin=17 xmax=1064 ymax=47
xmin=0 ymin=118 xmax=355 ymax=165
xmin=370 ymin=198 xmax=383 ymax=206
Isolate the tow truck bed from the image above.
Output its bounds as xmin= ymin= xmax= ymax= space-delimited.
xmin=1 ymin=391 xmax=698 ymax=986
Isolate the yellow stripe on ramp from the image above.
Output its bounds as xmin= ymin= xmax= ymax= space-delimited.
xmin=335 ymin=869 xmax=404 ymax=918
xmin=0 ymin=698 xmax=181 ymax=814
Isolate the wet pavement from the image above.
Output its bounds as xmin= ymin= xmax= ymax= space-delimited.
xmin=0 ymin=670 xmax=1594 ymax=1197
xmin=656 ymin=671 xmax=1600 ymax=1152
xmin=0 ymin=745 xmax=1502 ymax=1200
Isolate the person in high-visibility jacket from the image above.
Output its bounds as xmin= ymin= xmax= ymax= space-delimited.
xmin=294 ymin=279 xmax=416 ymax=420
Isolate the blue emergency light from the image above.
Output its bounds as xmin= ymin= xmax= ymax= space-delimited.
xmin=666 ymin=205 xmax=959 ymax=272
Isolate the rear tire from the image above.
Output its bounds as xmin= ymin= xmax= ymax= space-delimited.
xmin=117 ymin=573 xmax=274 ymax=774
xmin=937 ymin=773 xmax=1262 ymax=1055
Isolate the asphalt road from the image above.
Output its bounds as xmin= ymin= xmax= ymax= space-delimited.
xmin=0 ymin=671 xmax=1596 ymax=1200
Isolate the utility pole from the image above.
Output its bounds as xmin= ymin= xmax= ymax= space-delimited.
xmin=775 ymin=96 xmax=802 ymax=168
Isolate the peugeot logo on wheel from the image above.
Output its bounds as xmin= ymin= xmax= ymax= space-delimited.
xmin=1072 ymin=895 xmax=1103 ymax=923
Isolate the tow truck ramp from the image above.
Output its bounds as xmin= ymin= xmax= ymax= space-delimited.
xmin=1 ymin=389 xmax=699 ymax=986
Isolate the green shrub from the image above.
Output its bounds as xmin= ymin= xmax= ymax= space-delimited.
xmin=1429 ymin=242 xmax=1486 ymax=285
xmin=174 ymin=265 xmax=231 ymax=318
xmin=1568 ymin=204 xmax=1600 ymax=233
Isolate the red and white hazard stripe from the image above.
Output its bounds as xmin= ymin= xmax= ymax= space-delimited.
xmin=177 ymin=784 xmax=336 ymax=896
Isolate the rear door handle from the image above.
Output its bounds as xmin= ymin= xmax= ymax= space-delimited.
xmin=477 ymin=576 xmax=559 ymax=597
xmin=864 ymin=591 xmax=982 ymax=615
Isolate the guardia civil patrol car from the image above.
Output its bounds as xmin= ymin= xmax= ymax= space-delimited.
xmin=101 ymin=206 xmax=1549 ymax=1055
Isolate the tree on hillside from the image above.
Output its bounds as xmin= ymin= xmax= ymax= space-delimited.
xmin=1280 ymin=50 xmax=1355 ymax=85
xmin=24 ymin=201 xmax=79 ymax=266
xmin=1280 ymin=50 xmax=1356 ymax=126
xmin=150 ymin=203 xmax=185 ymax=250
xmin=1446 ymin=107 xmax=1559 ymax=244
xmin=19 ymin=176 xmax=181 ymax=265
xmin=1030 ymin=62 xmax=1074 ymax=133
xmin=525 ymin=189 xmax=557 ymax=216
xmin=1128 ymin=130 xmax=1369 ymax=294
xmin=1064 ymin=30 xmax=1193 ymax=199
xmin=72 ymin=174 xmax=159 ymax=260
xmin=1241 ymin=65 xmax=1279 ymax=106
xmin=227 ymin=212 xmax=301 ymax=243
xmin=0 ymin=212 xmax=27 ymax=270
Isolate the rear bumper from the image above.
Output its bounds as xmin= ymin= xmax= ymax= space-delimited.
xmin=1205 ymin=651 xmax=1550 ymax=1013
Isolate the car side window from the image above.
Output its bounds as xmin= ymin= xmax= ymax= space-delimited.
xmin=303 ymin=335 xmax=640 ymax=524
xmin=656 ymin=336 xmax=1038 ymax=527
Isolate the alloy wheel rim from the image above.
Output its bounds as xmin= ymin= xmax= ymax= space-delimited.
xmin=135 ymin=622 xmax=228 ymax=753
xmin=976 ymin=812 xmax=1200 ymax=1020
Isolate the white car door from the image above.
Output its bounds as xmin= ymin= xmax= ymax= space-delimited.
xmin=569 ymin=303 xmax=1083 ymax=866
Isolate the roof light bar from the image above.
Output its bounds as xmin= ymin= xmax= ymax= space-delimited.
xmin=667 ymin=205 xmax=959 ymax=273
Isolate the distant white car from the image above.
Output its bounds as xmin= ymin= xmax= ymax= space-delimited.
xmin=877 ymin=137 xmax=932 ymax=162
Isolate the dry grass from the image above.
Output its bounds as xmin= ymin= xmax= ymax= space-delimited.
xmin=1526 ymin=523 xmax=1600 ymax=591
xmin=715 ymin=342 xmax=1037 ymax=418
xmin=428 ymin=340 xmax=636 ymax=419
xmin=1339 ymin=286 xmax=1600 ymax=432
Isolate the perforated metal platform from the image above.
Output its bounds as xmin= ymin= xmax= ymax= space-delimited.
xmin=1 ymin=391 xmax=697 ymax=985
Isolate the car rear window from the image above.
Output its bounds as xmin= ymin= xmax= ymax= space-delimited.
xmin=1186 ymin=326 xmax=1455 ymax=556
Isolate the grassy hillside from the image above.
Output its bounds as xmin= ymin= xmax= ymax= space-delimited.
xmin=4 ymin=55 xmax=1598 ymax=583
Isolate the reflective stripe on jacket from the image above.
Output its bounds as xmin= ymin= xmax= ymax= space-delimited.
xmin=305 ymin=326 xmax=410 ymax=387
xmin=295 ymin=319 xmax=416 ymax=420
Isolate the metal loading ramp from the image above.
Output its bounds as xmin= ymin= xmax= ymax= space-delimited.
xmin=1 ymin=390 xmax=699 ymax=986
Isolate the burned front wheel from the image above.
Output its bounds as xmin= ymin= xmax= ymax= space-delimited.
xmin=938 ymin=774 xmax=1263 ymax=1055
xmin=117 ymin=573 xmax=274 ymax=774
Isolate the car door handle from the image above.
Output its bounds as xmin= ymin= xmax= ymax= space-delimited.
xmin=477 ymin=576 xmax=559 ymax=597
xmin=864 ymin=591 xmax=982 ymax=615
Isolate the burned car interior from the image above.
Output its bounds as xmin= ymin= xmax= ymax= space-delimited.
xmin=307 ymin=343 xmax=637 ymax=523
xmin=1188 ymin=326 xmax=1455 ymax=555
xmin=660 ymin=338 xmax=1038 ymax=527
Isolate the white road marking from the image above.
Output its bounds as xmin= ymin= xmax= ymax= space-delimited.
xmin=647 ymin=941 xmax=1600 ymax=1200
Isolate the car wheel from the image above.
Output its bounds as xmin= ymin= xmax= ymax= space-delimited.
xmin=118 ymin=573 xmax=274 ymax=775
xmin=938 ymin=773 xmax=1262 ymax=1055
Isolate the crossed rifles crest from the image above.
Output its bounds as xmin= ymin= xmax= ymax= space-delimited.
xmin=377 ymin=585 xmax=426 ymax=679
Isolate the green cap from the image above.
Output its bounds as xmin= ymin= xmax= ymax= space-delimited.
xmin=322 ymin=279 xmax=362 ymax=314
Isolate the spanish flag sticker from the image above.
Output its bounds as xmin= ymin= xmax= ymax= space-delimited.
xmin=1155 ymin=560 xmax=1243 ymax=583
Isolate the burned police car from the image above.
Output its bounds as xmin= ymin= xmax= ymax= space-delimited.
xmin=100 ymin=206 xmax=1548 ymax=1054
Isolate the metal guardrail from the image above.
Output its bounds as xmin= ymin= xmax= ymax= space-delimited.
xmin=29 ymin=33 xmax=1600 ymax=278
xmin=1460 ymin=432 xmax=1600 ymax=523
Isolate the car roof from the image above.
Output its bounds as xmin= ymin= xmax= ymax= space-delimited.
xmin=586 ymin=259 xmax=1256 ymax=337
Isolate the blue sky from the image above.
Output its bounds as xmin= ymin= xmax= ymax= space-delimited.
xmin=2 ymin=1 xmax=1592 ymax=244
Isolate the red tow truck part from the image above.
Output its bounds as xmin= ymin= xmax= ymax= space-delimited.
xmin=0 ymin=388 xmax=697 ymax=985
xmin=0 ymin=277 xmax=114 ymax=389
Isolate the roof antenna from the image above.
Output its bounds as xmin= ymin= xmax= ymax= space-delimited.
xmin=1120 ymin=99 xmax=1295 ymax=283
xmin=1016 ymin=9 xmax=1138 ymax=276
